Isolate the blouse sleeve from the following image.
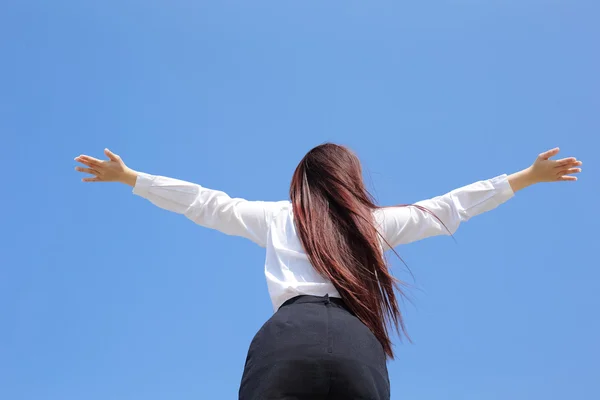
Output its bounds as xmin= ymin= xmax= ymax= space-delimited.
xmin=132 ymin=173 xmax=279 ymax=247
xmin=374 ymin=174 xmax=514 ymax=249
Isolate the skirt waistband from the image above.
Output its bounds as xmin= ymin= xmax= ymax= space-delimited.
xmin=280 ymin=294 xmax=348 ymax=310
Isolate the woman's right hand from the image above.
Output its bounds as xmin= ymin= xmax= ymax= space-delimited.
xmin=75 ymin=148 xmax=138 ymax=186
xmin=528 ymin=147 xmax=582 ymax=183
xmin=508 ymin=147 xmax=582 ymax=192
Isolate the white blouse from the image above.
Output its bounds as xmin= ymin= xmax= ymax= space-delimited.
xmin=133 ymin=173 xmax=514 ymax=311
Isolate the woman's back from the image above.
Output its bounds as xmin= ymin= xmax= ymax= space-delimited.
xmin=264 ymin=201 xmax=342 ymax=310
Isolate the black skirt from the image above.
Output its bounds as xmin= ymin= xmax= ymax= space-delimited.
xmin=239 ymin=294 xmax=390 ymax=399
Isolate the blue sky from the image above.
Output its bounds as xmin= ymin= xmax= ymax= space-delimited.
xmin=1 ymin=1 xmax=598 ymax=399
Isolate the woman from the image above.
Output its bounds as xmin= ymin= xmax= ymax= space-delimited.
xmin=75 ymin=144 xmax=581 ymax=399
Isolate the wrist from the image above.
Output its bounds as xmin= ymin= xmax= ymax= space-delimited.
xmin=121 ymin=168 xmax=138 ymax=187
xmin=508 ymin=167 xmax=538 ymax=193
xmin=521 ymin=166 xmax=539 ymax=185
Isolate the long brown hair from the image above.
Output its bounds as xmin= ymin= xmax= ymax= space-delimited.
xmin=290 ymin=143 xmax=430 ymax=359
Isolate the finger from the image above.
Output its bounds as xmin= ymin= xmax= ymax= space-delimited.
xmin=554 ymin=157 xmax=578 ymax=167
xmin=75 ymin=166 xmax=99 ymax=175
xmin=82 ymin=177 xmax=102 ymax=182
xmin=559 ymin=160 xmax=583 ymax=168
xmin=558 ymin=176 xmax=577 ymax=181
xmin=75 ymin=158 xmax=101 ymax=168
xmin=557 ymin=168 xmax=582 ymax=176
xmin=104 ymin=148 xmax=121 ymax=162
xmin=75 ymin=155 xmax=103 ymax=167
xmin=538 ymin=147 xmax=560 ymax=160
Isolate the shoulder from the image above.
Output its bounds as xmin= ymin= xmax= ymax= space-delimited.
xmin=261 ymin=200 xmax=292 ymax=218
xmin=372 ymin=206 xmax=413 ymax=231
xmin=267 ymin=200 xmax=295 ymax=225
xmin=271 ymin=200 xmax=292 ymax=214
xmin=372 ymin=207 xmax=388 ymax=227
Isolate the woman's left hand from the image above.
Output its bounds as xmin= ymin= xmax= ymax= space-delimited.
xmin=74 ymin=148 xmax=138 ymax=186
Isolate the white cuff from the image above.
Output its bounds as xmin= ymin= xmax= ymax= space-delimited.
xmin=490 ymin=174 xmax=515 ymax=205
xmin=132 ymin=172 xmax=155 ymax=198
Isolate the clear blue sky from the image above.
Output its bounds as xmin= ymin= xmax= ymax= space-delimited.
xmin=1 ymin=1 xmax=598 ymax=399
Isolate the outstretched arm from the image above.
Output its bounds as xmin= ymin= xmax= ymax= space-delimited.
xmin=376 ymin=147 xmax=582 ymax=249
xmin=74 ymin=149 xmax=279 ymax=247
